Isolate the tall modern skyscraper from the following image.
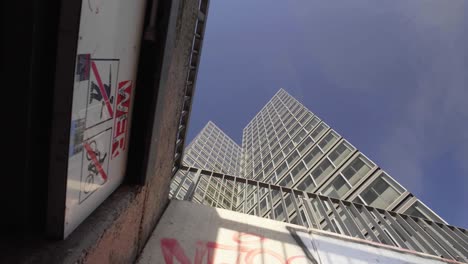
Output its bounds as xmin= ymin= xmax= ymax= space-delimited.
xmin=170 ymin=121 xmax=242 ymax=208
xmin=171 ymin=88 xmax=445 ymax=224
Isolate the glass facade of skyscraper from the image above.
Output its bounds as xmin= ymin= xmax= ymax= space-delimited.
xmin=171 ymin=89 xmax=445 ymax=224
xmin=170 ymin=121 xmax=242 ymax=208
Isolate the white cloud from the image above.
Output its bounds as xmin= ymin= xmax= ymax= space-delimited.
xmin=287 ymin=0 xmax=468 ymax=222
xmin=371 ymin=2 xmax=468 ymax=224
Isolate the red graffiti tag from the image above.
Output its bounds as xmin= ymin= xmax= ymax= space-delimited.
xmin=112 ymin=80 xmax=132 ymax=158
xmin=161 ymin=238 xmax=191 ymax=264
xmin=160 ymin=232 xmax=309 ymax=264
xmin=232 ymin=232 xmax=265 ymax=244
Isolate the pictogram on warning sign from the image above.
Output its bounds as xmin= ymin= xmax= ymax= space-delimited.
xmin=79 ymin=128 xmax=112 ymax=202
xmin=85 ymin=59 xmax=119 ymax=129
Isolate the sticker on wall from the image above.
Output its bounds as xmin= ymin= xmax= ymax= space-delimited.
xmin=69 ymin=118 xmax=86 ymax=156
xmin=85 ymin=59 xmax=119 ymax=129
xmin=76 ymin=54 xmax=91 ymax=81
xmin=79 ymin=128 xmax=112 ymax=202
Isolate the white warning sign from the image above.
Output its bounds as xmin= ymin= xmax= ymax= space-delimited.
xmin=60 ymin=0 xmax=147 ymax=239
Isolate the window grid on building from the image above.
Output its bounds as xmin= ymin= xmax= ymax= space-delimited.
xmin=171 ymin=89 xmax=447 ymax=225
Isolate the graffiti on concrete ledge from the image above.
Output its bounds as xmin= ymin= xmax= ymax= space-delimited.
xmin=160 ymin=229 xmax=318 ymax=264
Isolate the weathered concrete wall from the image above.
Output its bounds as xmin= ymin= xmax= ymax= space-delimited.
xmin=9 ymin=0 xmax=199 ymax=263
xmin=137 ymin=0 xmax=199 ymax=247
xmin=138 ymin=200 xmax=459 ymax=264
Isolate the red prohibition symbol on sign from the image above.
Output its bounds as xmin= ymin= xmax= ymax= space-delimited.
xmin=91 ymin=61 xmax=114 ymax=118
xmin=84 ymin=141 xmax=108 ymax=181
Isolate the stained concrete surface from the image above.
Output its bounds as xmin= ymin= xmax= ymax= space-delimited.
xmin=138 ymin=200 xmax=457 ymax=264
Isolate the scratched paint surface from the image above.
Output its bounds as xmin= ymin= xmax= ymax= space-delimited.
xmin=137 ymin=200 xmax=452 ymax=264
xmin=63 ymin=0 xmax=146 ymax=238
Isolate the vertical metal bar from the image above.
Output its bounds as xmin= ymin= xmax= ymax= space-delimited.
xmin=243 ymin=180 xmax=247 ymax=214
xmin=230 ymin=176 xmax=237 ymax=211
xmin=459 ymin=228 xmax=468 ymax=238
xmin=327 ymin=198 xmax=351 ymax=236
xmin=256 ymin=181 xmax=261 ymax=217
xmin=212 ymin=177 xmax=219 ymax=207
xmin=360 ymin=206 xmax=393 ymax=245
xmin=338 ymin=200 xmax=365 ymax=239
xmin=372 ymin=208 xmax=407 ymax=248
xmin=291 ymin=191 xmax=304 ymax=226
xmin=384 ymin=211 xmax=425 ymax=252
xmin=221 ymin=174 xmax=228 ymax=208
xmin=439 ymin=225 xmax=468 ymax=250
xmin=184 ymin=169 xmax=202 ymax=201
xmin=315 ymin=196 xmax=336 ymax=233
xmin=384 ymin=211 xmax=423 ymax=252
xmin=302 ymin=192 xmax=320 ymax=229
xmin=418 ymin=221 xmax=467 ymax=261
xmin=201 ymin=173 xmax=212 ymax=205
xmin=279 ymin=187 xmax=290 ymax=223
xmin=450 ymin=226 xmax=468 ymax=242
xmin=268 ymin=184 xmax=275 ymax=220
xmin=215 ymin=174 xmax=226 ymax=208
xmin=394 ymin=214 xmax=437 ymax=255
xmin=173 ymin=170 xmax=190 ymax=199
xmin=405 ymin=216 xmax=453 ymax=259
xmin=212 ymin=178 xmax=221 ymax=206
xmin=348 ymin=203 xmax=379 ymax=242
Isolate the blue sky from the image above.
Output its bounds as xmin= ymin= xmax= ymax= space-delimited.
xmin=187 ymin=0 xmax=468 ymax=227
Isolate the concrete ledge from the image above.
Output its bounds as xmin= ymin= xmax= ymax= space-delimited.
xmin=138 ymin=200 xmax=462 ymax=264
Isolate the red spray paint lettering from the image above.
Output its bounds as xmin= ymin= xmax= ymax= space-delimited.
xmin=160 ymin=232 xmax=310 ymax=264
xmin=112 ymin=80 xmax=132 ymax=158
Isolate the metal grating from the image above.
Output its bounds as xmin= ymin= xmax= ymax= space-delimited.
xmin=172 ymin=0 xmax=211 ymax=175
xmin=171 ymin=166 xmax=468 ymax=263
